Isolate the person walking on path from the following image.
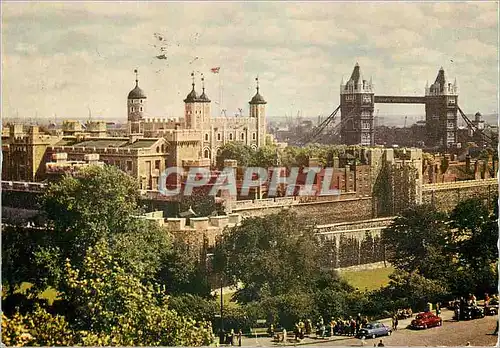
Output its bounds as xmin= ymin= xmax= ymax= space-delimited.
xmin=392 ymin=315 xmax=398 ymax=331
xmin=377 ymin=339 xmax=385 ymax=347
xmin=237 ymin=329 xmax=242 ymax=347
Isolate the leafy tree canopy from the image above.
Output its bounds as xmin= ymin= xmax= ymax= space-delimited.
xmin=381 ymin=204 xmax=452 ymax=280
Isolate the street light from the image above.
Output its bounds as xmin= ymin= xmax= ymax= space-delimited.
xmin=214 ymin=238 xmax=225 ymax=345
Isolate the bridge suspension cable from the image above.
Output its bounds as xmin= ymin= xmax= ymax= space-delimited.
xmin=457 ymin=106 xmax=495 ymax=144
xmin=297 ymin=105 xmax=349 ymax=144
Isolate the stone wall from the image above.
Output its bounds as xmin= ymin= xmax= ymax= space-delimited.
xmin=232 ymin=196 xmax=373 ymax=224
xmin=422 ymin=178 xmax=497 ymax=211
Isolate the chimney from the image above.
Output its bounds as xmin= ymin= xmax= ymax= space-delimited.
xmin=465 ymin=155 xmax=471 ymax=173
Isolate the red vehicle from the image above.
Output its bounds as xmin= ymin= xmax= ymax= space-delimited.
xmin=409 ymin=312 xmax=442 ymax=329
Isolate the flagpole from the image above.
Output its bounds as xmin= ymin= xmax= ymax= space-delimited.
xmin=219 ymin=71 xmax=221 ymax=117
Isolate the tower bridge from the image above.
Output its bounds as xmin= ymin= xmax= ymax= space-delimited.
xmin=340 ymin=63 xmax=459 ymax=149
xmin=302 ymin=63 xmax=490 ymax=150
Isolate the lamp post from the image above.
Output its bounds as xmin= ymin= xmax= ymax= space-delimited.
xmin=215 ymin=238 xmax=225 ymax=345
xmin=220 ymin=272 xmax=224 ymax=345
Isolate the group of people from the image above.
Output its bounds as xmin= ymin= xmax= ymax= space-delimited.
xmin=220 ymin=329 xmax=242 ymax=346
xmin=395 ymin=308 xmax=413 ymax=319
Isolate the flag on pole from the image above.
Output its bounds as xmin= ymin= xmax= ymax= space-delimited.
xmin=211 ymin=67 xmax=220 ymax=74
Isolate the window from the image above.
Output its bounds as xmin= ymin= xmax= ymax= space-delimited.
xmin=204 ymin=149 xmax=210 ymax=158
xmin=156 ymin=146 xmax=160 ymax=153
xmin=229 ymin=133 xmax=233 ymax=140
xmin=155 ymin=160 xmax=161 ymax=170
xmin=129 ymin=107 xmax=133 ymax=112
xmin=140 ymin=99 xmax=143 ymax=103
xmin=127 ymin=160 xmax=133 ymax=171
xmin=252 ymin=132 xmax=256 ymax=140
xmin=241 ymin=132 xmax=245 ymax=140
xmin=205 ymin=133 xmax=209 ymax=141
xmin=140 ymin=107 xmax=143 ymax=112
xmin=161 ymin=144 xmax=165 ymax=152
xmin=217 ymin=133 xmax=221 ymax=141
xmin=115 ymin=160 xmax=121 ymax=168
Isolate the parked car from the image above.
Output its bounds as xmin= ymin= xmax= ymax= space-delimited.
xmin=356 ymin=322 xmax=392 ymax=339
xmin=409 ymin=312 xmax=442 ymax=329
xmin=485 ymin=299 xmax=499 ymax=316
xmin=453 ymin=306 xmax=485 ymax=320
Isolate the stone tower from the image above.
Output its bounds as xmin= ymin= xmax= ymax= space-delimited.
xmin=127 ymin=69 xmax=147 ymax=135
xmin=184 ymin=72 xmax=211 ymax=129
xmin=340 ymin=63 xmax=375 ymax=146
xmin=249 ymin=77 xmax=267 ymax=147
xmin=424 ymin=67 xmax=458 ymax=149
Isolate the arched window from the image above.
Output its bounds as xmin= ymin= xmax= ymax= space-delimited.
xmin=156 ymin=146 xmax=160 ymax=153
xmin=161 ymin=144 xmax=165 ymax=152
xmin=252 ymin=132 xmax=256 ymax=140
xmin=204 ymin=149 xmax=210 ymax=158
xmin=241 ymin=133 xmax=245 ymax=140
xmin=229 ymin=133 xmax=233 ymax=140
xmin=205 ymin=133 xmax=209 ymax=141
xmin=140 ymin=107 xmax=143 ymax=112
xmin=217 ymin=133 xmax=221 ymax=141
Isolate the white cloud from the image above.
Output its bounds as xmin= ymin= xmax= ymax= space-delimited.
xmin=1 ymin=2 xmax=498 ymax=122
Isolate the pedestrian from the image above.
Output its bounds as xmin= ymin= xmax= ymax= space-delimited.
xmin=229 ymin=329 xmax=235 ymax=346
xmin=377 ymin=339 xmax=385 ymax=347
xmin=268 ymin=324 xmax=274 ymax=337
xmin=493 ymin=319 xmax=499 ymax=335
xmin=237 ymin=329 xmax=242 ymax=347
xmin=435 ymin=302 xmax=441 ymax=317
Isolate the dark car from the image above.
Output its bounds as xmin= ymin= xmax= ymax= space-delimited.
xmin=409 ymin=312 xmax=442 ymax=329
xmin=453 ymin=306 xmax=485 ymax=320
xmin=356 ymin=322 xmax=392 ymax=339
xmin=485 ymin=299 xmax=499 ymax=316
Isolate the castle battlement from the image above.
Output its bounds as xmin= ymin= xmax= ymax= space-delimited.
xmin=164 ymin=213 xmax=242 ymax=231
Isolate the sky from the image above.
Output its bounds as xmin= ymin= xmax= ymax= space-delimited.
xmin=1 ymin=1 xmax=499 ymax=126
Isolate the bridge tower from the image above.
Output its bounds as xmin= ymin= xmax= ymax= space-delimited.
xmin=425 ymin=67 xmax=458 ymax=149
xmin=340 ymin=63 xmax=375 ymax=146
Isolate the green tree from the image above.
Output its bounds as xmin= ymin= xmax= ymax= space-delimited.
xmin=2 ymin=240 xmax=215 ymax=346
xmin=369 ymin=270 xmax=449 ymax=314
xmin=59 ymin=239 xmax=214 ymax=346
xmin=216 ymin=143 xmax=254 ymax=168
xmin=213 ymin=211 xmax=323 ymax=303
xmin=34 ymin=166 xmax=172 ymax=289
xmin=157 ymin=240 xmax=212 ymax=297
xmin=449 ymin=197 xmax=498 ymax=295
xmin=381 ymin=204 xmax=453 ymax=280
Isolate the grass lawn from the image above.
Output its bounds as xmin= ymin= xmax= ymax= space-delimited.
xmin=340 ymin=266 xmax=394 ymax=291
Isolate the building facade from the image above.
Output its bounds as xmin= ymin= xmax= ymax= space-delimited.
xmin=127 ymin=72 xmax=268 ymax=164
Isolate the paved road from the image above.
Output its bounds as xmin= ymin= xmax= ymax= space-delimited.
xmin=316 ymin=315 xmax=498 ymax=346
xmin=240 ymin=310 xmax=498 ymax=346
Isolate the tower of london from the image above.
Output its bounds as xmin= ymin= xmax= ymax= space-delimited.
xmin=127 ymin=70 xmax=267 ymax=166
